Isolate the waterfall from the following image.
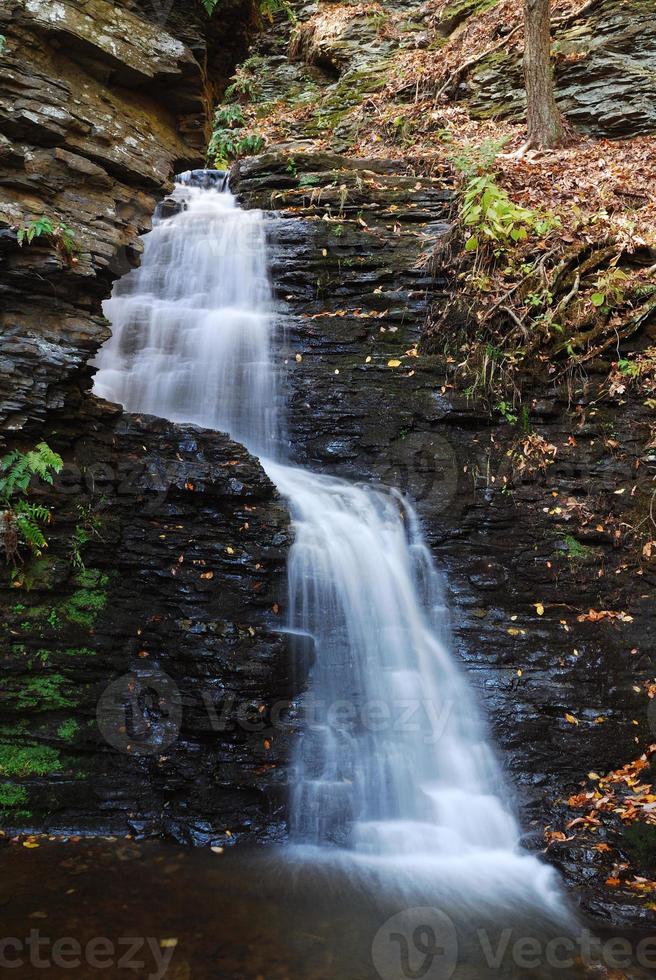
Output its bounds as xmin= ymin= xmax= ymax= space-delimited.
xmin=93 ymin=187 xmax=280 ymax=459
xmin=93 ymin=176 xmax=571 ymax=929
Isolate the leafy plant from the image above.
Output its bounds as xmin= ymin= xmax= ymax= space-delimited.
xmin=69 ymin=504 xmax=103 ymax=571
xmin=451 ymin=139 xmax=508 ymax=179
xmin=617 ymin=358 xmax=640 ymax=378
xmin=0 ymin=443 xmax=63 ymax=563
xmin=496 ymin=400 xmax=518 ymax=425
xmin=461 ymin=176 xmax=560 ymax=254
xmin=0 ymin=35 xmax=6 ymax=54
xmin=225 ymin=75 xmax=256 ymax=101
xmin=209 ymin=104 xmax=265 ymax=167
xmin=590 ymin=267 xmax=627 ymax=311
xmin=201 ymin=0 xmax=293 ymax=21
xmin=215 ymin=104 xmax=245 ymax=128
xmin=16 ymin=216 xmax=79 ymax=262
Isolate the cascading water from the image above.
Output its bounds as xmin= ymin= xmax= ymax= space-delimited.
xmin=94 ymin=175 xmax=582 ymax=975
xmin=94 ymin=187 xmax=280 ymax=458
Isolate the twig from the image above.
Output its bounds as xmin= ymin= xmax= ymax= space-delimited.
xmin=552 ymin=271 xmax=580 ymax=319
xmin=485 ymin=246 xmax=558 ymax=319
xmin=500 ymin=305 xmax=529 ymax=337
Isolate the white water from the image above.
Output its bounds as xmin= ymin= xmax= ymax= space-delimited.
xmin=93 ymin=179 xmax=569 ymax=925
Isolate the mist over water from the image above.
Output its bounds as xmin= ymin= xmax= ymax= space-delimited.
xmin=93 ymin=178 xmax=587 ymax=977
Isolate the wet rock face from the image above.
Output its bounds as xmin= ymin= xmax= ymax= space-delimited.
xmin=0 ymin=0 xmax=296 ymax=844
xmin=467 ymin=0 xmax=656 ymax=138
xmin=0 ymin=0 xmax=250 ymax=442
xmin=233 ymin=150 xmax=656 ymax=925
xmin=0 ymin=402 xmax=292 ymax=843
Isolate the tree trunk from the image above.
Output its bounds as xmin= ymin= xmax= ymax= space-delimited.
xmin=523 ymin=0 xmax=564 ymax=149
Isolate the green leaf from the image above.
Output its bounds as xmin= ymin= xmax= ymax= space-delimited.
xmin=464 ymin=236 xmax=479 ymax=252
xmin=591 ymin=292 xmax=605 ymax=307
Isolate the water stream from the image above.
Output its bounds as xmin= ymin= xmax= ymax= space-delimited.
xmin=92 ymin=177 xmax=585 ymax=977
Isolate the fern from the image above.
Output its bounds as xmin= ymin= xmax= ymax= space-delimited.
xmin=0 ymin=443 xmax=63 ymax=563
xmin=16 ymin=217 xmax=79 ymax=261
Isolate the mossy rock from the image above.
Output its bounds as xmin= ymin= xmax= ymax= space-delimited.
xmin=620 ymin=822 xmax=656 ymax=867
xmin=0 ymin=743 xmax=62 ymax=777
xmin=1 ymin=673 xmax=76 ymax=712
xmin=0 ymin=781 xmax=30 ymax=821
xmin=60 ymin=569 xmax=109 ymax=629
xmin=438 ymin=0 xmax=500 ymax=35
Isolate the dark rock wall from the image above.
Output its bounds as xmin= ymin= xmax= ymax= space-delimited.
xmin=0 ymin=0 xmax=296 ymax=844
xmin=1 ymin=403 xmax=292 ymax=843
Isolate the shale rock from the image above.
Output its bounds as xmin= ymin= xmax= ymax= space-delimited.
xmin=0 ymin=403 xmax=292 ymax=843
xmin=467 ymin=0 xmax=656 ymax=138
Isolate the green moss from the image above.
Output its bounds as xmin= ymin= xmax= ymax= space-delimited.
xmin=62 ymin=646 xmax=96 ymax=658
xmin=561 ymin=534 xmax=593 ymax=561
xmin=0 ymin=781 xmax=30 ymax=823
xmin=75 ymin=569 xmax=109 ymax=590
xmin=440 ymin=0 xmax=499 ymax=27
xmin=61 ymin=569 xmax=108 ymax=629
xmin=10 ymin=674 xmax=75 ymax=711
xmin=0 ymin=722 xmax=27 ymax=738
xmin=0 ymin=782 xmax=28 ymax=807
xmin=0 ymin=744 xmax=62 ymax=777
xmin=56 ymin=719 xmax=78 ymax=742
xmin=621 ymin=822 xmax=656 ymax=866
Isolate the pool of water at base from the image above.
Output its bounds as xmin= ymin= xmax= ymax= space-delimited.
xmin=0 ymin=840 xmax=651 ymax=980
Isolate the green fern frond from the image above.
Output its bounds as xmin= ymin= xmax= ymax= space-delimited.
xmin=0 ymin=442 xmax=62 ymax=562
xmin=15 ymin=514 xmax=48 ymax=555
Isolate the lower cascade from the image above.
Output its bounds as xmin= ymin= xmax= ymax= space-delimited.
xmin=94 ymin=174 xmax=579 ymax=973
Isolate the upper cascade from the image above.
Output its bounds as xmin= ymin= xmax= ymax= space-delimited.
xmin=176 ymin=169 xmax=230 ymax=190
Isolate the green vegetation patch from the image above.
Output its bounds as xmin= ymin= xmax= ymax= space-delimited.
xmin=0 ymin=782 xmax=28 ymax=808
xmin=621 ymin=822 xmax=656 ymax=867
xmin=440 ymin=0 xmax=500 ymax=27
xmin=9 ymin=674 xmax=75 ymax=711
xmin=56 ymin=719 xmax=79 ymax=742
xmin=61 ymin=569 xmax=108 ymax=629
xmin=561 ymin=535 xmax=594 ymax=561
xmin=0 ymin=743 xmax=62 ymax=777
